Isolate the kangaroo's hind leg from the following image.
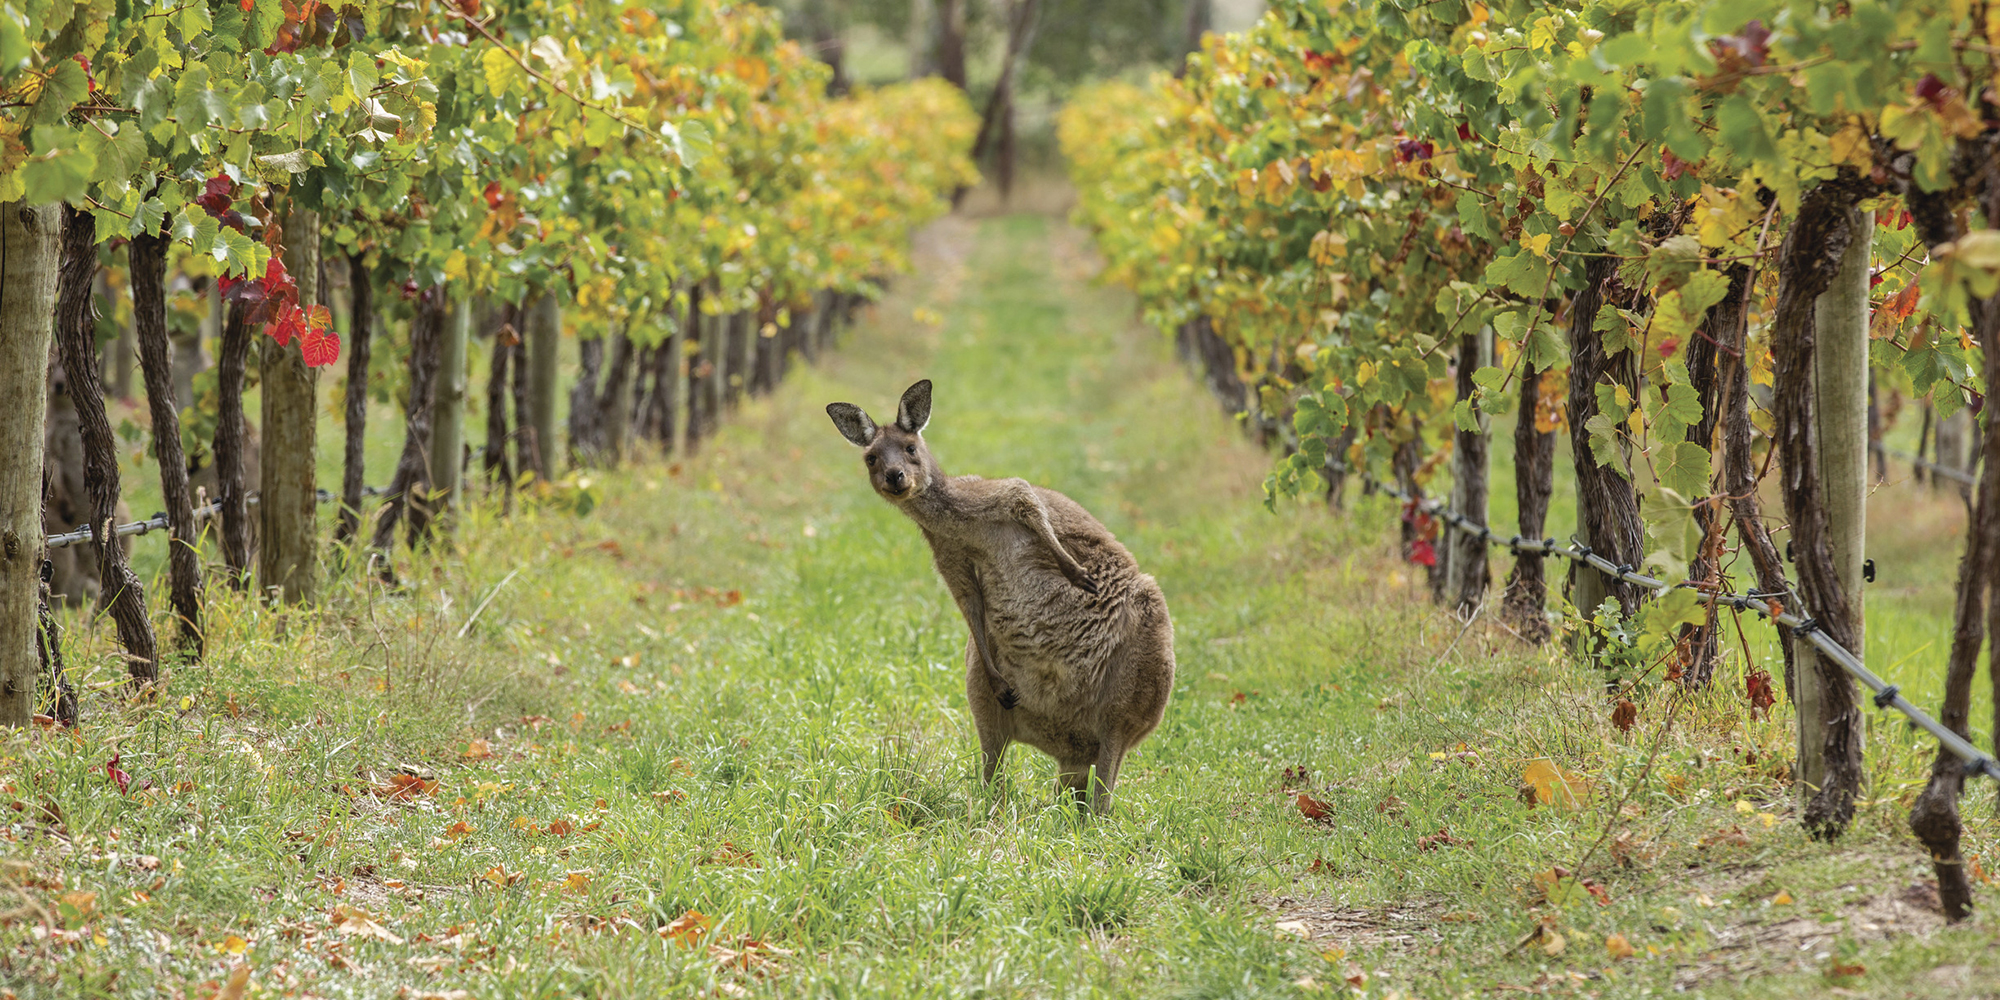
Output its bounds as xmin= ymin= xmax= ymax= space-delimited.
xmin=964 ymin=638 xmax=1012 ymax=786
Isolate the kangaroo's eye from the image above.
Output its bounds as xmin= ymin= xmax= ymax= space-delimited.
xmin=905 ymin=445 xmax=916 ymax=456
xmin=865 ymin=454 xmax=878 ymax=466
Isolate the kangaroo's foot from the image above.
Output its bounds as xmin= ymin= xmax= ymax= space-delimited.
xmin=1060 ymin=560 xmax=1099 ymax=595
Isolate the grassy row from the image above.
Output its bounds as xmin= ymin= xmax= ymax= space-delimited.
xmin=10 ymin=213 xmax=1998 ymax=998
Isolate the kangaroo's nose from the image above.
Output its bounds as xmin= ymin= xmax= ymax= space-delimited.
xmin=886 ymin=469 xmax=908 ymax=491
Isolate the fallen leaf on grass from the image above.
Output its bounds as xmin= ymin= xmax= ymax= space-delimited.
xmin=462 ymin=740 xmax=492 ymax=760
xmin=1699 ymin=825 xmax=1752 ymax=849
xmin=1375 ymin=795 xmax=1405 ymax=816
xmin=1522 ymin=759 xmax=1589 ymax=807
xmin=443 ymin=820 xmax=476 ymax=840
xmin=216 ymin=934 xmax=249 ymax=955
xmin=481 ymin=865 xmax=524 ymax=887
xmin=375 ymin=774 xmax=438 ymax=800
xmin=331 ymin=903 xmax=404 ymax=944
xmin=562 ymin=870 xmax=592 ymax=894
xmin=547 ymin=818 xmax=576 ymax=837
xmin=653 ymin=789 xmax=687 ymax=804
xmin=1441 ymin=911 xmax=1482 ymax=923
xmin=217 ymin=964 xmax=251 ymax=1000
xmin=1417 ymin=827 xmax=1468 ymax=851
xmin=1510 ymin=920 xmax=1565 ymax=956
xmin=661 ymin=909 xmax=714 ymax=947
xmin=1274 ymin=919 xmax=1312 ymax=939
xmin=703 ymin=842 xmax=758 ymax=867
xmin=1825 ymin=960 xmax=1866 ymax=979
xmin=1605 ymin=933 xmax=1636 ymax=959
xmin=1771 ymin=890 xmax=1795 ymax=905
xmin=1296 ymin=792 xmax=1333 ymax=823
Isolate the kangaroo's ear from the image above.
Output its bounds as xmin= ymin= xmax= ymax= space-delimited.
xmin=897 ymin=379 xmax=932 ymax=433
xmin=826 ymin=403 xmax=877 ymax=447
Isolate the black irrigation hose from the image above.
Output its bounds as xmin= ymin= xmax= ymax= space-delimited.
xmin=1357 ymin=467 xmax=2000 ymax=782
xmin=1886 ymin=447 xmax=1978 ymax=487
xmin=44 ymin=487 xmax=388 ymax=550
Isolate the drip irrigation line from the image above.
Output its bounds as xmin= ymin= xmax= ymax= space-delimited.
xmin=1884 ymin=447 xmax=1978 ymax=487
xmin=44 ymin=486 xmax=388 ymax=550
xmin=1351 ymin=466 xmax=2000 ymax=783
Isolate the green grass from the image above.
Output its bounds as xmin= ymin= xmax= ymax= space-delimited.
xmin=11 ymin=214 xmax=2000 ymax=999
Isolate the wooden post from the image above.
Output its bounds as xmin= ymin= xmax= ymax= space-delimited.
xmin=433 ymin=295 xmax=469 ymax=516
xmin=259 ymin=206 xmax=321 ymax=605
xmin=526 ymin=291 xmax=561 ymax=478
xmin=1795 ymin=205 xmax=1872 ymax=807
xmin=0 ymin=201 xmax=61 ymax=724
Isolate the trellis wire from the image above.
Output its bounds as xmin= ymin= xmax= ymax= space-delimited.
xmin=45 ymin=487 xmax=387 ymax=550
xmin=1885 ymin=446 xmax=1979 ymax=487
xmin=1355 ymin=470 xmax=1999 ymax=782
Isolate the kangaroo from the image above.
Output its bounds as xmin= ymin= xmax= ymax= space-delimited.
xmin=826 ymin=380 xmax=1175 ymax=815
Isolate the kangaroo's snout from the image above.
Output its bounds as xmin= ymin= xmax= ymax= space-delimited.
xmin=885 ymin=468 xmax=909 ymax=493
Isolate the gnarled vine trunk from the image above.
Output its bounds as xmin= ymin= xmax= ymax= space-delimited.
xmin=51 ymin=205 xmax=157 ymax=684
xmin=1 ymin=201 xmax=61 ymax=722
xmin=130 ymin=231 xmax=204 ymax=656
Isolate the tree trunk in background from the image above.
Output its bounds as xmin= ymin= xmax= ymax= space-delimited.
xmin=110 ymin=320 xmax=135 ymax=400
xmin=1904 ymin=169 xmax=2000 ymax=922
xmin=802 ymin=0 xmax=848 ymax=94
xmin=1936 ymin=407 xmax=1974 ymax=501
xmin=1916 ymin=401 xmax=1933 ymax=485
xmin=0 ymin=201 xmax=61 ymax=723
xmin=1177 ymin=0 xmax=1210 ymax=76
xmin=1566 ymin=254 xmax=1645 ymax=632
xmin=968 ymin=0 xmax=1044 ymax=199
xmin=432 ymin=295 xmax=469 ymax=519
xmin=934 ymin=0 xmax=966 ymax=90
xmin=1676 ymin=267 xmax=1745 ymax=688
xmin=130 ymin=232 xmax=204 ymax=656
xmin=169 ymin=282 xmax=207 ymax=417
xmin=754 ymin=310 xmax=778 ymax=396
xmin=668 ymin=305 xmax=689 ymax=458
xmin=1323 ymin=421 xmax=1357 ymax=508
xmin=373 ymin=290 xmax=447 ymax=563
xmin=1503 ymin=365 xmax=1555 ymax=644
xmin=598 ymin=329 xmax=636 ymax=467
xmin=727 ymin=311 xmax=751 ymax=410
xmin=335 ymin=251 xmax=375 ymax=547
xmin=907 ymin=0 xmax=937 ymax=78
xmin=1446 ymin=330 xmax=1490 ymax=615
xmin=259 ymin=206 xmax=321 ymax=605
xmin=215 ymin=299 xmax=254 ymax=586
xmin=484 ymin=304 xmax=518 ymax=506
xmin=510 ymin=318 xmax=532 ymax=483
xmin=570 ymin=334 xmax=604 ymax=465
xmin=526 ymin=291 xmax=561 ymax=478
xmin=1769 ymin=188 xmax=1868 ymax=839
xmin=43 ymin=339 xmax=99 ymax=608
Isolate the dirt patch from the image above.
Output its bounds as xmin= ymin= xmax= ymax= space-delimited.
xmin=1666 ymin=863 xmax=1948 ymax=989
xmin=1257 ymin=893 xmax=1452 ymax=953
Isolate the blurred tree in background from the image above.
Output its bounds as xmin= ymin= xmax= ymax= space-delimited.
xmin=774 ymin=1 xmax=1261 ymax=195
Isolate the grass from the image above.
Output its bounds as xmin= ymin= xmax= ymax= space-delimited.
xmin=10 ymin=213 xmax=2000 ymax=999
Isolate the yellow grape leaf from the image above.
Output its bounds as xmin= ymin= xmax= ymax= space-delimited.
xmin=1829 ymin=121 xmax=1873 ymax=169
xmin=563 ymin=870 xmax=592 ymax=894
xmin=1605 ymin=933 xmax=1636 ymax=959
xmin=1523 ymin=232 xmax=1553 ymax=259
xmin=1522 ymin=759 xmax=1589 ymax=807
xmin=1772 ymin=890 xmax=1795 ymax=905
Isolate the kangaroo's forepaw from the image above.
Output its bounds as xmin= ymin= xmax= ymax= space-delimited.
xmin=997 ymin=688 xmax=1019 ymax=711
xmin=1069 ymin=569 xmax=1099 ymax=595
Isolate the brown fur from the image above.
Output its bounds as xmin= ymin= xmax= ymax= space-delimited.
xmin=827 ymin=381 xmax=1175 ymax=815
